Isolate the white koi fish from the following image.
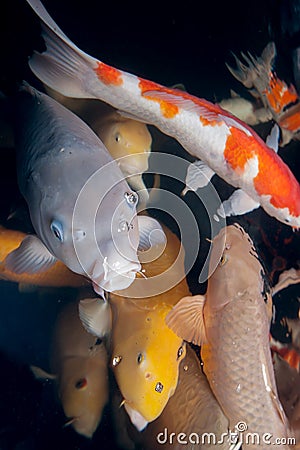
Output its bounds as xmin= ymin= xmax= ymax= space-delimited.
xmin=6 ymin=84 xmax=165 ymax=294
xmin=24 ymin=0 xmax=300 ymax=228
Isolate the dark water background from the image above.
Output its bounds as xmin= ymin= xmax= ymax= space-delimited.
xmin=0 ymin=0 xmax=299 ymax=449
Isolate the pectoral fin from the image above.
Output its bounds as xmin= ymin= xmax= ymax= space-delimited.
xmin=217 ymin=189 xmax=260 ymax=219
xmin=30 ymin=365 xmax=56 ymax=381
xmin=127 ymin=174 xmax=149 ymax=210
xmin=137 ymin=216 xmax=166 ymax=251
xmin=165 ymin=295 xmax=207 ymax=346
xmin=5 ymin=235 xmax=57 ymax=274
xmin=182 ymin=161 xmax=215 ymax=195
xmin=266 ymin=123 xmax=280 ymax=152
xmin=79 ymin=297 xmax=112 ymax=337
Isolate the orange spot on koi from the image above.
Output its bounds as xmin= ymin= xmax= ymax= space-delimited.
xmin=253 ymin=147 xmax=300 ymax=216
xmin=139 ymin=78 xmax=233 ymax=123
xmin=95 ymin=62 xmax=123 ymax=86
xmin=224 ymin=127 xmax=257 ymax=171
xmin=224 ymin=127 xmax=300 ymax=217
xmin=139 ymin=79 xmax=179 ymax=119
xmin=264 ymin=73 xmax=298 ymax=114
xmin=279 ymin=109 xmax=300 ymax=134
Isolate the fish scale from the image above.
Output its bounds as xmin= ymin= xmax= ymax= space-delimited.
xmin=202 ymin=291 xmax=287 ymax=442
xmin=166 ymin=225 xmax=293 ymax=448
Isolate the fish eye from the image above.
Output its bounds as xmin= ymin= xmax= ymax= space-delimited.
xmin=118 ymin=220 xmax=130 ymax=233
xmin=285 ymin=217 xmax=291 ymax=223
xmin=125 ymin=191 xmax=138 ymax=207
xmin=115 ymin=132 xmax=121 ymax=143
xmin=75 ymin=378 xmax=87 ymax=390
xmin=219 ymin=253 xmax=227 ymax=266
xmin=50 ymin=220 xmax=64 ymax=242
xmin=137 ymin=353 xmax=144 ymax=364
xmin=177 ymin=346 xmax=184 ymax=360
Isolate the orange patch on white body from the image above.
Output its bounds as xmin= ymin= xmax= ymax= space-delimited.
xmin=95 ymin=62 xmax=123 ymax=86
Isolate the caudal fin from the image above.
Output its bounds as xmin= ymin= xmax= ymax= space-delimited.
xmin=26 ymin=0 xmax=99 ymax=98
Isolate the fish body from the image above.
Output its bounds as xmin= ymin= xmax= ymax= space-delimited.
xmin=8 ymin=83 xmax=144 ymax=293
xmin=113 ymin=345 xmax=231 ymax=450
xmin=49 ymin=300 xmax=109 ymax=438
xmin=25 ymin=0 xmax=300 ymax=227
xmin=167 ymin=224 xmax=292 ymax=448
xmin=109 ymin=299 xmax=186 ymax=431
xmin=227 ymin=41 xmax=300 ymax=146
xmin=43 ymin=90 xmax=152 ymax=208
xmin=0 ymin=225 xmax=87 ymax=287
xmin=80 ymin=223 xmax=190 ymax=431
xmin=218 ymin=93 xmax=272 ymax=126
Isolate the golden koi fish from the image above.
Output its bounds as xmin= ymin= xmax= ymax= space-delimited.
xmin=112 ymin=345 xmax=231 ymax=450
xmin=33 ymin=299 xmax=109 ymax=438
xmin=79 ymin=222 xmax=191 ymax=431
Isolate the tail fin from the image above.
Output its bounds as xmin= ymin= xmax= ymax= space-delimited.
xmin=26 ymin=0 xmax=99 ymax=98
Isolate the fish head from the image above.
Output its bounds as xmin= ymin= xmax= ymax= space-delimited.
xmin=89 ymin=188 xmax=142 ymax=292
xmin=110 ymin=304 xmax=186 ymax=430
xmin=31 ymin=161 xmax=142 ymax=292
xmin=58 ymin=353 xmax=109 ymax=438
xmin=208 ymin=223 xmax=265 ymax=307
xmin=99 ymin=118 xmax=152 ymax=176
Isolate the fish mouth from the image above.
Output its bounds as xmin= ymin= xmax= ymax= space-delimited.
xmin=123 ymin=403 xmax=148 ymax=431
xmin=92 ymin=259 xmax=141 ymax=293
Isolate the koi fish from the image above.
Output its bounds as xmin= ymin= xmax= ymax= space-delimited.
xmin=112 ymin=345 xmax=231 ymax=450
xmin=6 ymin=83 xmax=165 ymax=294
xmin=43 ymin=89 xmax=152 ymax=209
xmin=227 ymin=41 xmax=300 ymax=146
xmin=0 ymin=225 xmax=88 ymax=288
xmin=218 ymin=91 xmax=272 ymax=126
xmin=79 ymin=222 xmax=191 ymax=431
xmin=218 ymin=92 xmax=272 ymax=126
xmin=25 ymin=0 xmax=300 ymax=228
xmin=166 ymin=224 xmax=292 ymax=446
xmin=32 ymin=299 xmax=109 ymax=438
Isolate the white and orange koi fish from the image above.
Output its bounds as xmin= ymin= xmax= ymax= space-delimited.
xmin=227 ymin=41 xmax=300 ymax=146
xmin=25 ymin=0 xmax=300 ymax=228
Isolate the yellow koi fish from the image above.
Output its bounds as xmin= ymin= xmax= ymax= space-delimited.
xmin=33 ymin=299 xmax=109 ymax=438
xmin=79 ymin=222 xmax=190 ymax=431
xmin=112 ymin=345 xmax=231 ymax=450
